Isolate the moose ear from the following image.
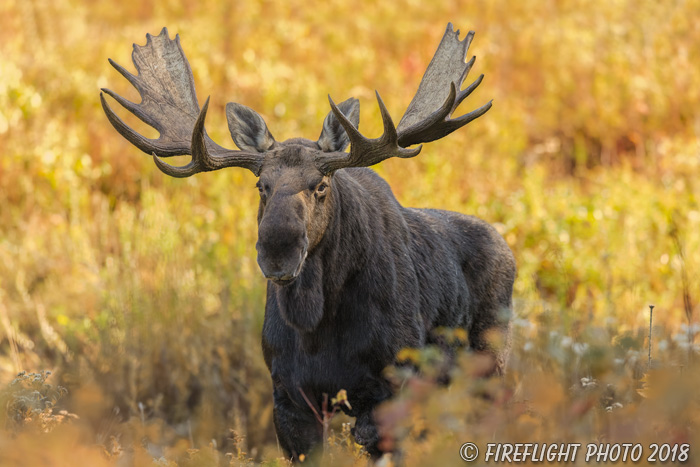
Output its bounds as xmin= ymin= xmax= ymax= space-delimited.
xmin=317 ymin=97 xmax=360 ymax=152
xmin=226 ymin=103 xmax=276 ymax=152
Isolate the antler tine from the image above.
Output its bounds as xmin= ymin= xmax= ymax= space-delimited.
xmin=328 ymin=95 xmax=365 ymax=144
xmin=456 ymin=73 xmax=483 ymax=108
xmin=453 ymin=57 xmax=479 ymax=109
xmin=102 ymin=28 xmax=264 ymax=176
xmin=153 ymin=96 xmax=211 ymax=177
xmin=107 ymin=57 xmax=141 ymax=92
xmin=315 ymin=93 xmax=421 ymax=175
xmin=101 ymin=86 xmax=162 ymax=131
xmin=100 ymin=91 xmax=165 ymax=156
xmin=375 ymin=91 xmax=423 ymax=159
xmin=451 ymin=99 xmax=493 ymax=127
xmin=375 ymin=92 xmax=399 ymax=146
xmin=153 ymin=97 xmax=266 ymax=177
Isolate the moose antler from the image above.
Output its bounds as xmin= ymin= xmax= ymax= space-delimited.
xmin=100 ymin=28 xmax=264 ymax=177
xmin=316 ymin=23 xmax=491 ymax=174
xmin=315 ymin=92 xmax=422 ymax=174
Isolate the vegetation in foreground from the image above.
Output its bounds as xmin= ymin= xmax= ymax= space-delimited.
xmin=0 ymin=0 xmax=698 ymax=465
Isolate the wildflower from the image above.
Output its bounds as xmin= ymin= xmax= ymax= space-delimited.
xmin=581 ymin=377 xmax=597 ymax=388
xmin=605 ymin=402 xmax=623 ymax=412
xmin=572 ymin=342 xmax=589 ymax=356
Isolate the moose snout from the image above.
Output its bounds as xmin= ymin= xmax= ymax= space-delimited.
xmin=256 ymin=211 xmax=309 ymax=285
xmin=257 ymin=242 xmax=308 ymax=284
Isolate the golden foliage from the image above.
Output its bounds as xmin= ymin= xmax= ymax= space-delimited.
xmin=0 ymin=0 xmax=699 ymax=465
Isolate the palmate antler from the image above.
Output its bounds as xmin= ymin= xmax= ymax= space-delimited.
xmin=315 ymin=23 xmax=491 ymax=175
xmin=100 ymin=28 xmax=264 ymax=177
xmin=103 ymin=25 xmax=490 ymax=177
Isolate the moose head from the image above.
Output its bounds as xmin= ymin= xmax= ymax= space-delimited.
xmin=100 ymin=25 xmax=491 ymax=286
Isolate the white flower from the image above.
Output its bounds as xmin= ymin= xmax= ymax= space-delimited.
xmin=573 ymin=342 xmax=589 ymax=356
xmin=581 ymin=377 xmax=597 ymax=388
xmin=679 ymin=323 xmax=700 ymax=335
xmin=606 ymin=402 xmax=623 ymax=412
xmin=672 ymin=333 xmax=688 ymax=343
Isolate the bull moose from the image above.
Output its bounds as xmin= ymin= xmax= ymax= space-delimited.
xmin=100 ymin=24 xmax=516 ymax=460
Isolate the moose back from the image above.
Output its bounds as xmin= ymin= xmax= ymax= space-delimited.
xmin=101 ymin=24 xmax=516 ymax=460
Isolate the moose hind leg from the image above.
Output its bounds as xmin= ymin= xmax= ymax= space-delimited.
xmin=468 ymin=305 xmax=512 ymax=376
xmin=273 ymin=389 xmax=322 ymax=461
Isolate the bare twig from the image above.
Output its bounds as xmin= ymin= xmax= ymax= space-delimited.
xmin=297 ymin=387 xmax=323 ymax=425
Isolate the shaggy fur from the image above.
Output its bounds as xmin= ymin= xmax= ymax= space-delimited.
xmin=257 ymin=146 xmax=516 ymax=459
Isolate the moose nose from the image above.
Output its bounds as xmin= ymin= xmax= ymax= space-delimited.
xmin=257 ymin=246 xmax=308 ymax=285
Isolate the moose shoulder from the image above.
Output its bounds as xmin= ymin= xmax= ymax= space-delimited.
xmin=101 ymin=24 xmax=516 ymax=460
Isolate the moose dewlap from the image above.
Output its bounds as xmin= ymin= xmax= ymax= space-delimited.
xmin=101 ymin=23 xmax=515 ymax=460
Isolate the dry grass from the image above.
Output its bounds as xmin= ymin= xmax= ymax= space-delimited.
xmin=0 ymin=0 xmax=699 ymax=465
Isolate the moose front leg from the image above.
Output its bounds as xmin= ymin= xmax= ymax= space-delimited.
xmin=348 ymin=375 xmax=395 ymax=459
xmin=273 ymin=387 xmax=323 ymax=461
xmin=352 ymin=411 xmax=383 ymax=458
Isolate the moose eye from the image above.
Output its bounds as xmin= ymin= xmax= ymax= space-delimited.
xmin=256 ymin=182 xmax=268 ymax=199
xmin=316 ymin=182 xmax=328 ymax=195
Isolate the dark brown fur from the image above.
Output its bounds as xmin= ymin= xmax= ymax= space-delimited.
xmin=253 ymin=136 xmax=515 ymax=460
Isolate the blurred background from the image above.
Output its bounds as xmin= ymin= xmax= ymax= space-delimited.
xmin=0 ymin=0 xmax=698 ymax=465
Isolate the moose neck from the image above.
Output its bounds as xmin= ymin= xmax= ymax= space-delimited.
xmin=273 ymin=169 xmax=378 ymax=335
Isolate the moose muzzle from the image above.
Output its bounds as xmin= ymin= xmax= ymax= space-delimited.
xmin=256 ymin=195 xmax=309 ymax=285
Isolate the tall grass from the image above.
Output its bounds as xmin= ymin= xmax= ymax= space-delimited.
xmin=0 ymin=0 xmax=698 ymax=464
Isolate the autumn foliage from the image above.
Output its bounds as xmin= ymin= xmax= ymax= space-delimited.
xmin=0 ymin=0 xmax=699 ymax=465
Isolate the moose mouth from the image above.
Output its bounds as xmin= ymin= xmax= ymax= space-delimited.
xmin=271 ymin=277 xmax=296 ymax=286
xmin=266 ymin=248 xmax=308 ymax=286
